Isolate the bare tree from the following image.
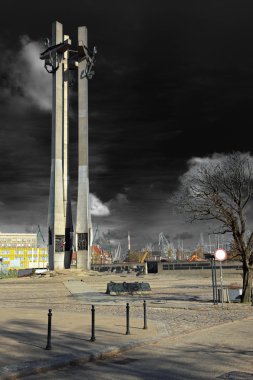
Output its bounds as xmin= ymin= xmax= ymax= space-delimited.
xmin=173 ymin=152 xmax=253 ymax=303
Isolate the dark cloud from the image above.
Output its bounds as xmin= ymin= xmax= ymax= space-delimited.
xmin=1 ymin=1 xmax=253 ymax=250
xmin=173 ymin=232 xmax=194 ymax=241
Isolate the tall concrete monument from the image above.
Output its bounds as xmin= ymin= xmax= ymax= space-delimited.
xmin=76 ymin=26 xmax=90 ymax=270
xmin=40 ymin=21 xmax=96 ymax=270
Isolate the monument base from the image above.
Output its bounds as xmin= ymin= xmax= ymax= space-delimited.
xmin=77 ymin=250 xmax=88 ymax=270
xmin=106 ymin=281 xmax=151 ymax=295
xmin=64 ymin=251 xmax=72 ymax=269
xmin=54 ymin=253 xmax=65 ymax=270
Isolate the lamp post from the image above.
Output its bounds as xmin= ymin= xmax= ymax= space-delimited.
xmin=214 ymin=249 xmax=227 ymax=307
xmin=204 ymin=253 xmax=218 ymax=305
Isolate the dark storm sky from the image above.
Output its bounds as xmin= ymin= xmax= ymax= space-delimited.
xmin=1 ymin=1 xmax=253 ymax=251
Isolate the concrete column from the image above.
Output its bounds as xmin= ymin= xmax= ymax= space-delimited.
xmin=76 ymin=26 xmax=90 ymax=270
xmin=48 ymin=21 xmax=65 ymax=270
xmin=63 ymin=34 xmax=73 ymax=269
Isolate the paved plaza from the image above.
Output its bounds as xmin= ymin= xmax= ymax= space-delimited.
xmin=0 ymin=268 xmax=252 ymax=379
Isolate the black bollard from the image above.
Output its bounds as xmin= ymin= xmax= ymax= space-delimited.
xmin=126 ymin=302 xmax=130 ymax=335
xmin=143 ymin=300 xmax=147 ymax=330
xmin=45 ymin=309 xmax=52 ymax=350
xmin=90 ymin=305 xmax=96 ymax=342
xmin=213 ymin=258 xmax=218 ymax=304
xmin=211 ymin=259 xmax=215 ymax=305
xmin=211 ymin=258 xmax=218 ymax=305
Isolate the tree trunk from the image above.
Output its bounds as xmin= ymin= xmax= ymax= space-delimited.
xmin=241 ymin=262 xmax=252 ymax=303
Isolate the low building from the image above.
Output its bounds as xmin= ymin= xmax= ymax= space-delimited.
xmin=0 ymin=233 xmax=48 ymax=270
xmin=91 ymin=245 xmax=112 ymax=264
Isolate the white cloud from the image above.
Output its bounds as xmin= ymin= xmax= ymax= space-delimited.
xmin=18 ymin=36 xmax=51 ymax=111
xmin=90 ymin=194 xmax=110 ymax=216
xmin=185 ymin=152 xmax=253 ymax=179
xmin=0 ymin=35 xmax=51 ymax=112
xmin=187 ymin=153 xmax=225 ymax=172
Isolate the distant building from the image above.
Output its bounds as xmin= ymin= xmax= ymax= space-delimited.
xmin=0 ymin=233 xmax=37 ymax=248
xmin=91 ymin=245 xmax=111 ymax=264
xmin=0 ymin=233 xmax=48 ymax=270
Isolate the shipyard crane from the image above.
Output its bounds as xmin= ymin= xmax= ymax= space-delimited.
xmin=37 ymin=225 xmax=46 ymax=247
xmin=91 ymin=225 xmax=99 ymax=246
xmin=140 ymin=250 xmax=150 ymax=263
xmin=92 ymin=225 xmax=111 ymax=254
xmin=158 ymin=232 xmax=170 ymax=257
xmin=158 ymin=232 xmax=176 ymax=260
xmin=112 ymin=242 xmax=122 ymax=262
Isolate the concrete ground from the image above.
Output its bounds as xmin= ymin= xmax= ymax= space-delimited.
xmin=25 ymin=316 xmax=253 ymax=380
xmin=0 ymin=269 xmax=252 ymax=379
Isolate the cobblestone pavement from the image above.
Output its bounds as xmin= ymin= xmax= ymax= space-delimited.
xmin=0 ymin=269 xmax=251 ymax=340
